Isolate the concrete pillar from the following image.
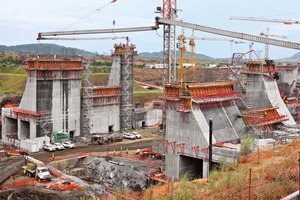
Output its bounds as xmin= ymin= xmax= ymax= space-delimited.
xmin=202 ymin=160 xmax=209 ymax=178
xmin=30 ymin=121 xmax=36 ymax=139
xmin=17 ymin=119 xmax=21 ymax=140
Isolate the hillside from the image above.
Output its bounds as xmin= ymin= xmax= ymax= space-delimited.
xmin=289 ymin=52 xmax=300 ymax=59
xmin=144 ymin=139 xmax=300 ymax=200
xmin=0 ymin=44 xmax=95 ymax=56
xmin=139 ymin=51 xmax=213 ymax=60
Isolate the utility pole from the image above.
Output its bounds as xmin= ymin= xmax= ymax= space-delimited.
xmin=209 ymin=117 xmax=213 ymax=173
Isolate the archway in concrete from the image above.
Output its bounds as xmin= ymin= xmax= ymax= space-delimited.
xmin=179 ymin=155 xmax=203 ymax=179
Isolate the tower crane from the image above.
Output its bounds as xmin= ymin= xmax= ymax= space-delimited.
xmin=177 ymin=31 xmax=245 ymax=82
xmin=260 ymin=27 xmax=287 ymax=60
xmin=177 ymin=31 xmax=187 ymax=82
xmin=230 ymin=16 xmax=300 ymax=25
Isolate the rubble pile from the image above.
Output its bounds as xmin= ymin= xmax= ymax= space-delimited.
xmin=69 ymin=156 xmax=148 ymax=191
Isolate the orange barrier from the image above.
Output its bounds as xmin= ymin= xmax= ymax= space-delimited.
xmin=48 ymin=167 xmax=72 ymax=181
xmin=13 ymin=179 xmax=39 ymax=188
xmin=48 ymin=183 xmax=83 ymax=191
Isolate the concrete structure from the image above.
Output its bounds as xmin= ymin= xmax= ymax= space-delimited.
xmin=1 ymin=43 xmax=141 ymax=152
xmin=2 ymin=59 xmax=83 ymax=150
xmin=241 ymin=60 xmax=296 ymax=127
xmin=82 ymin=86 xmax=121 ymax=134
xmin=81 ymin=43 xmax=136 ymax=135
xmin=162 ymin=82 xmax=247 ymax=179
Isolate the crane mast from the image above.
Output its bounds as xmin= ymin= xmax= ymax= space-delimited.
xmin=177 ymin=32 xmax=186 ymax=82
xmin=161 ymin=0 xmax=177 ymax=83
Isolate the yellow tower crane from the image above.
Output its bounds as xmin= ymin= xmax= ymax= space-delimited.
xmin=177 ymin=31 xmax=244 ymax=82
xmin=177 ymin=30 xmax=187 ymax=82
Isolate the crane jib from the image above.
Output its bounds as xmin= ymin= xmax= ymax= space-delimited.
xmin=156 ymin=18 xmax=300 ymax=50
xmin=37 ymin=26 xmax=159 ymax=40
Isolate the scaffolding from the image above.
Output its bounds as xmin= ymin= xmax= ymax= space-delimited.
xmin=82 ymin=63 xmax=93 ymax=136
xmin=114 ymin=43 xmax=136 ymax=130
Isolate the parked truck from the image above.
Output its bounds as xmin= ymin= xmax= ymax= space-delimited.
xmin=22 ymin=162 xmax=51 ymax=181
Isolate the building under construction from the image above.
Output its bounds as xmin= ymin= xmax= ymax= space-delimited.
xmin=1 ymin=43 xmax=149 ymax=151
xmin=158 ymin=58 xmax=298 ymax=179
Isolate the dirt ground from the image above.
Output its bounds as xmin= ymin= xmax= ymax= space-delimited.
xmin=32 ymin=136 xmax=158 ymax=161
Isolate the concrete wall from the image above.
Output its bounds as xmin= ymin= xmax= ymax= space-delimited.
xmin=166 ymin=109 xmax=208 ymax=157
xmin=52 ymin=80 xmax=81 ymax=136
xmin=90 ymin=105 xmax=120 ymax=133
xmin=19 ymin=75 xmax=37 ymax=112
xmin=108 ymin=56 xmax=121 ymax=86
xmin=201 ymin=105 xmax=244 ymax=142
xmin=278 ymin=66 xmax=298 ymax=93
xmin=165 ymin=153 xmax=180 ymax=178
xmin=246 ymin=74 xmax=273 ymax=108
xmin=145 ymin=109 xmax=162 ymax=126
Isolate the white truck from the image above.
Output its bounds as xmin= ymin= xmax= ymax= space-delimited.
xmin=22 ymin=156 xmax=51 ymax=181
xmin=22 ymin=163 xmax=51 ymax=181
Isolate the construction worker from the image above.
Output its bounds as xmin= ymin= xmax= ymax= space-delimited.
xmin=52 ymin=153 xmax=54 ymax=161
xmin=23 ymin=168 xmax=26 ymax=176
xmin=126 ymin=148 xmax=129 ymax=154
xmin=113 ymin=149 xmax=116 ymax=156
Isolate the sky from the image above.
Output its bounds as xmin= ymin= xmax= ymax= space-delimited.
xmin=1 ymin=0 xmax=300 ymax=59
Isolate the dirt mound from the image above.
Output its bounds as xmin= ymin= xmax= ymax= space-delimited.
xmin=0 ymin=186 xmax=90 ymax=200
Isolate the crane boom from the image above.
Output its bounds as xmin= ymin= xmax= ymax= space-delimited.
xmin=230 ymin=16 xmax=300 ymax=25
xmin=156 ymin=18 xmax=300 ymax=50
xmin=37 ymin=26 xmax=158 ymax=40
xmin=37 ymin=36 xmax=128 ymax=41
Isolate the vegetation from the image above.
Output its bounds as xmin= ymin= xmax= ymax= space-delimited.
xmin=145 ymin=140 xmax=300 ymax=200
xmin=176 ymin=173 xmax=196 ymax=200
xmin=89 ymin=65 xmax=111 ymax=73
xmin=240 ymin=135 xmax=257 ymax=155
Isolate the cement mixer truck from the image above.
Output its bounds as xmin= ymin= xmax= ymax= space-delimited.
xmin=22 ymin=156 xmax=51 ymax=181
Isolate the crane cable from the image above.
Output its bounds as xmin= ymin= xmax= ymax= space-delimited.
xmin=63 ymin=0 xmax=118 ymax=31
xmin=40 ymin=0 xmax=118 ymax=53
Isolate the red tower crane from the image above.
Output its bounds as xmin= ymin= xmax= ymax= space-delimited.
xmin=260 ymin=27 xmax=287 ymax=60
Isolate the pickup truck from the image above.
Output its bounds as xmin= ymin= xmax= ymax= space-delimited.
xmin=22 ymin=163 xmax=51 ymax=181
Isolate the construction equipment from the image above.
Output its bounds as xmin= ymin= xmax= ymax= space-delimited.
xmin=177 ymin=31 xmax=245 ymax=82
xmin=37 ymin=26 xmax=158 ymax=40
xmin=156 ymin=0 xmax=177 ymax=83
xmin=230 ymin=16 xmax=300 ymax=25
xmin=260 ymin=27 xmax=287 ymax=60
xmin=38 ymin=36 xmax=129 ymax=41
xmin=22 ymin=156 xmax=51 ymax=181
xmin=156 ymin=17 xmax=300 ymax=50
xmin=22 ymin=163 xmax=51 ymax=181
xmin=177 ymin=31 xmax=187 ymax=82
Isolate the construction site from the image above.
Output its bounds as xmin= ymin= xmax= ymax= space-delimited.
xmin=1 ymin=0 xmax=300 ymax=199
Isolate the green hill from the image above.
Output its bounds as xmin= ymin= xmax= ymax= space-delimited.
xmin=0 ymin=44 xmax=95 ymax=56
